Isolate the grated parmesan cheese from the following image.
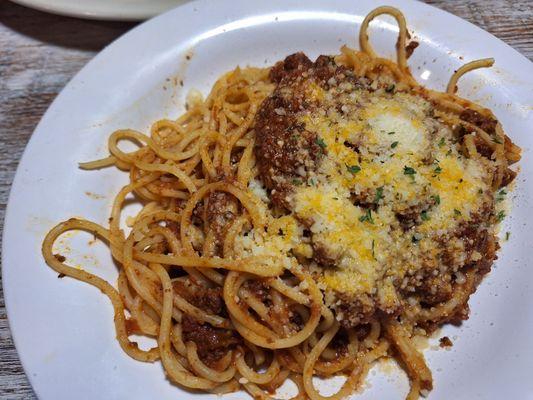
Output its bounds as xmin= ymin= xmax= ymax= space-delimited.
xmin=236 ymin=76 xmax=503 ymax=320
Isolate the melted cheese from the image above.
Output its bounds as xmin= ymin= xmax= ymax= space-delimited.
xmin=290 ymin=86 xmax=491 ymax=296
xmin=239 ymin=82 xmax=496 ymax=305
xmin=365 ymin=99 xmax=429 ymax=154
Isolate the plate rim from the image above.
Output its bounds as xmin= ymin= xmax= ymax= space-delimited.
xmin=3 ymin=0 xmax=533 ymax=398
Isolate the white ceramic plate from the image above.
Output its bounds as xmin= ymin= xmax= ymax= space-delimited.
xmin=9 ymin=0 xmax=188 ymax=20
xmin=3 ymin=0 xmax=533 ymax=399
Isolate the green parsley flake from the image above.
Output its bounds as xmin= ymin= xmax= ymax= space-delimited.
xmin=505 ymin=231 xmax=511 ymax=241
xmin=388 ymin=131 xmax=395 ymax=135
xmin=374 ymin=186 xmax=384 ymax=204
xmin=292 ymin=179 xmax=302 ymax=186
xmin=496 ymin=210 xmax=506 ymax=222
xmin=316 ymin=137 xmax=327 ymax=149
xmin=346 ymin=165 xmax=361 ymax=174
xmin=434 ymin=166 xmax=442 ymax=174
xmin=421 ymin=210 xmax=430 ymax=221
xmin=496 ymin=189 xmax=507 ymax=202
xmin=403 ymin=166 xmax=416 ymax=175
xmin=431 ymin=194 xmax=441 ymax=205
xmin=385 ymin=84 xmax=395 ymax=93
xmin=391 ymin=141 xmax=399 ymax=149
xmin=454 ymin=209 xmax=462 ymax=217
xmin=359 ymin=209 xmax=374 ymax=224
xmin=438 ymin=137 xmax=446 ymax=147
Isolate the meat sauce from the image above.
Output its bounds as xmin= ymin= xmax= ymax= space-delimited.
xmin=253 ymin=53 xmax=515 ymax=330
xmin=254 ymin=53 xmax=359 ymax=209
xmin=174 ymin=280 xmax=240 ymax=366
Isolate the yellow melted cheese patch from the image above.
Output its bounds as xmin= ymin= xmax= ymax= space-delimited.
xmin=238 ymin=82 xmax=497 ymax=307
xmin=289 ymin=88 xmax=491 ymax=296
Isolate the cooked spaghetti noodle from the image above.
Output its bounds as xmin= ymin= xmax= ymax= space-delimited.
xmin=42 ymin=7 xmax=521 ymax=399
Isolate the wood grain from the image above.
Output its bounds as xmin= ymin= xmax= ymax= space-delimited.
xmin=0 ymin=1 xmax=531 ymax=398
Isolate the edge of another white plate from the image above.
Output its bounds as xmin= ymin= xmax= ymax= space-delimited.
xmin=9 ymin=0 xmax=188 ymax=21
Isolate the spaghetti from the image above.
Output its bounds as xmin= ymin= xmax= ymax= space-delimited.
xmin=43 ymin=7 xmax=521 ymax=399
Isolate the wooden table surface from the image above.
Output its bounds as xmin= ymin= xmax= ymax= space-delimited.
xmin=0 ymin=0 xmax=531 ymax=398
